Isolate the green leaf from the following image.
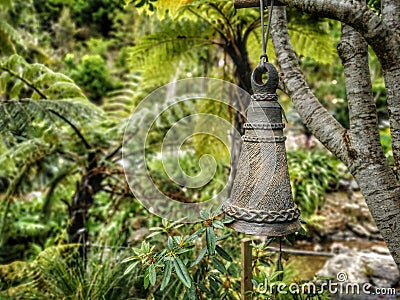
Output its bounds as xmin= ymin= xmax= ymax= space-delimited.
xmin=197 ymin=282 xmax=210 ymax=293
xmin=121 ymin=255 xmax=138 ymax=263
xmin=206 ymin=226 xmax=216 ymax=255
xmin=123 ymin=260 xmax=139 ymax=275
xmin=212 ymin=257 xmax=226 ymax=274
xmin=298 ymin=225 xmax=307 ymax=236
xmin=212 ymin=220 xmax=224 ymax=229
xmin=175 ymin=280 xmax=183 ymax=298
xmin=168 ymin=236 xmax=174 ymax=250
xmin=184 ymin=283 xmax=197 ymax=300
xmin=144 ymin=271 xmax=150 ymax=289
xmin=209 ymin=277 xmax=219 ymax=293
xmin=149 ymin=264 xmax=157 ymax=286
xmin=221 ymin=217 xmax=235 ymax=224
xmin=216 ymin=233 xmax=231 ymax=241
xmin=176 ymin=248 xmax=192 ymax=255
xmin=259 ymin=259 xmax=271 ymax=268
xmin=284 ymin=235 xmax=295 ymax=246
xmin=149 ymin=226 xmax=164 ymax=231
xmin=146 ymin=231 xmax=161 ymax=239
xmin=173 ymin=256 xmax=192 ymax=288
xmin=187 ymin=228 xmax=205 ymax=242
xmin=215 ymin=245 xmax=232 ymax=262
xmin=200 ymin=210 xmax=208 ymax=220
xmin=190 ymin=246 xmax=207 ymax=267
xmin=161 ymin=261 xmax=172 ymax=291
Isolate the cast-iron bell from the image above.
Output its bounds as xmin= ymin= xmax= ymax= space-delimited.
xmin=223 ymin=62 xmax=301 ymax=236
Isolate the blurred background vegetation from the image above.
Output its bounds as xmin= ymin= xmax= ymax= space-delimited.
xmin=0 ymin=0 xmax=390 ymax=299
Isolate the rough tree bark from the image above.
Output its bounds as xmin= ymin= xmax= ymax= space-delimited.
xmin=269 ymin=2 xmax=400 ymax=270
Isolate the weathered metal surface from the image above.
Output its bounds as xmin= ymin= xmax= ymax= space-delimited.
xmin=234 ymin=0 xmax=284 ymax=9
xmin=223 ymin=62 xmax=301 ymax=236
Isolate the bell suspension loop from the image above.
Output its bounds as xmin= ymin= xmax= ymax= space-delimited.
xmin=223 ymin=1 xmax=301 ymax=236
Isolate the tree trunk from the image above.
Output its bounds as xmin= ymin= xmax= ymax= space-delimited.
xmin=274 ymin=0 xmax=400 ymax=175
xmin=67 ymin=153 xmax=103 ymax=259
xmin=338 ymin=22 xmax=400 ymax=268
xmin=270 ymin=5 xmax=400 ymax=270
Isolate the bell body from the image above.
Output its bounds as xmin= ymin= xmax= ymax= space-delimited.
xmin=223 ymin=62 xmax=301 ymax=236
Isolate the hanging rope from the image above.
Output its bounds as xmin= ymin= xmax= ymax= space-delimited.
xmin=259 ymin=0 xmax=275 ymax=64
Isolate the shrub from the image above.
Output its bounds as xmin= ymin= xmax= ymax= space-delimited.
xmin=69 ymin=54 xmax=113 ymax=104
xmin=287 ymin=149 xmax=348 ymax=216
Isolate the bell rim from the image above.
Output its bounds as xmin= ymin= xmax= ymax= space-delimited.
xmin=226 ymin=218 xmax=302 ymax=236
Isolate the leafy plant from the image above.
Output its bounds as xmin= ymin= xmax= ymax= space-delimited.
xmin=0 ymin=244 xmax=138 ymax=299
xmin=287 ymin=149 xmax=349 ymax=216
xmin=68 ymin=54 xmax=113 ymax=104
xmin=122 ymin=207 xmax=241 ymax=299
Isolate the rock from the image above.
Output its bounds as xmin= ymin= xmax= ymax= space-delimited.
xmin=330 ymin=243 xmax=350 ymax=254
xmin=371 ymin=245 xmax=390 ymax=255
xmin=347 ymin=223 xmax=371 ymax=238
xmin=349 ymin=180 xmax=359 ymax=191
xmin=313 ymin=243 xmax=323 ymax=252
xmin=363 ymin=223 xmax=380 ymax=234
xmin=359 ymin=252 xmax=399 ymax=287
xmin=339 ymin=179 xmax=351 ymax=189
xmin=317 ymin=250 xmax=400 ymax=288
xmin=330 ymin=230 xmax=357 ymax=241
xmin=317 ymin=251 xmax=368 ymax=283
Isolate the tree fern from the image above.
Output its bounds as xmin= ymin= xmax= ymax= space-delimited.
xmin=0 ymin=55 xmax=102 ymax=133
xmin=0 ymin=20 xmax=21 ymax=55
xmin=127 ymin=17 xmax=215 ymax=85
xmin=288 ymin=25 xmax=337 ymax=64
xmin=104 ymin=73 xmax=144 ymax=119
xmin=0 ymin=54 xmax=104 ymax=245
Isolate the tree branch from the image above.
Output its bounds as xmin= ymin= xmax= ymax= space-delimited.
xmin=337 ymin=20 xmax=400 ymax=273
xmin=270 ymin=6 xmax=349 ymax=163
xmin=382 ymin=0 xmax=400 ymax=33
xmin=278 ymin=1 xmax=400 ymax=171
xmin=337 ymin=24 xmax=388 ymax=174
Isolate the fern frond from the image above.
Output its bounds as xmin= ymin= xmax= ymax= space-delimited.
xmin=0 ymin=54 xmax=86 ymax=100
xmin=0 ymin=99 xmax=102 ymax=134
xmin=288 ymin=26 xmax=337 ymax=64
xmin=0 ymin=138 xmax=54 ymax=169
xmin=127 ymin=18 xmax=216 ymax=84
xmin=286 ymin=11 xmax=338 ymax=64
xmin=0 ymin=20 xmax=18 ymax=55
xmin=103 ymin=74 xmax=143 ymax=119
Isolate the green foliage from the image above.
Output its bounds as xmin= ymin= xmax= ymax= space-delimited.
xmin=380 ymin=127 xmax=394 ymax=165
xmin=147 ymin=151 xmax=229 ymax=203
xmin=368 ymin=0 xmax=381 ymax=14
xmin=122 ymin=209 xmax=242 ymax=299
xmin=0 ymin=19 xmax=21 ymax=55
xmin=33 ymin=0 xmax=125 ymax=38
xmin=0 ymin=244 xmax=138 ymax=299
xmin=122 ymin=212 xmax=324 ymax=300
xmin=127 ymin=17 xmax=214 ymax=85
xmin=0 ymin=54 xmax=103 ymax=246
xmin=126 ymin=0 xmax=261 ymax=88
xmin=68 ymin=54 xmax=113 ymax=104
xmin=0 ymin=1 xmax=390 ymax=299
xmin=287 ymin=149 xmax=349 ymax=216
xmin=287 ymin=10 xmax=339 ymax=65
